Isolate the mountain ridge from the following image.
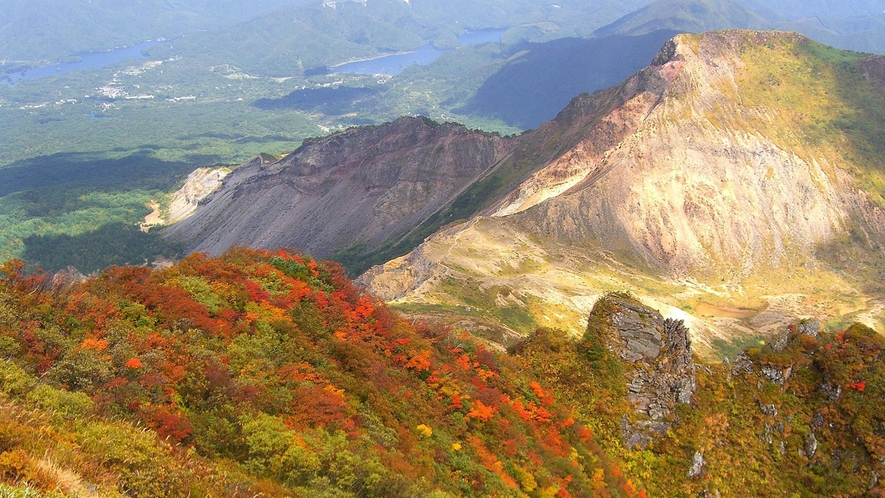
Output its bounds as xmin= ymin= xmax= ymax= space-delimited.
xmin=594 ymin=0 xmax=885 ymax=55
xmin=2 ymin=252 xmax=885 ymax=495
xmin=165 ymin=116 xmax=515 ymax=259
xmin=359 ymin=30 xmax=885 ymax=354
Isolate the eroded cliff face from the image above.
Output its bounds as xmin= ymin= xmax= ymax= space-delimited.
xmin=585 ymin=294 xmax=696 ymax=448
xmin=514 ymin=33 xmax=885 ymax=279
xmin=165 ymin=166 xmax=231 ymax=225
xmin=360 ymin=31 xmax=885 ymax=353
xmin=165 ymin=117 xmax=514 ymax=258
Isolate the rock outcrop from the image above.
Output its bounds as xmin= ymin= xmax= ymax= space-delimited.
xmin=586 ymin=294 xmax=695 ymax=448
xmin=165 ymin=166 xmax=231 ymax=225
xmin=50 ymin=266 xmax=87 ymax=290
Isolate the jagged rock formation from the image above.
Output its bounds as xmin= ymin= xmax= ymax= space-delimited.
xmin=360 ymin=30 xmax=885 ymax=352
xmin=49 ymin=266 xmax=86 ymax=290
xmin=165 ymin=116 xmax=514 ymax=259
xmin=586 ymin=294 xmax=695 ymax=448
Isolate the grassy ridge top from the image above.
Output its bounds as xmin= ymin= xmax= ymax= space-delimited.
xmin=687 ymin=30 xmax=885 ymax=204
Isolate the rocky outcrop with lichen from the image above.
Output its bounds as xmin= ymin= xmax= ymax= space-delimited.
xmin=585 ymin=294 xmax=695 ymax=448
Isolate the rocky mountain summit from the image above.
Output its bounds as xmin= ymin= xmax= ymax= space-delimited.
xmin=360 ymin=30 xmax=885 ymax=354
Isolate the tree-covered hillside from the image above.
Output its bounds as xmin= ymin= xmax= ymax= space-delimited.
xmin=0 ymin=249 xmax=631 ymax=496
xmin=0 ymin=250 xmax=883 ymax=495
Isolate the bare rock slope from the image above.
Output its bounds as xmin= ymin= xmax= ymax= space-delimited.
xmin=360 ymin=31 xmax=885 ymax=354
xmin=166 ymin=117 xmax=514 ymax=259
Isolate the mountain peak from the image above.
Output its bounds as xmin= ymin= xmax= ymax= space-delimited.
xmin=594 ymin=0 xmax=773 ymax=38
xmin=361 ymin=31 xmax=885 ymax=354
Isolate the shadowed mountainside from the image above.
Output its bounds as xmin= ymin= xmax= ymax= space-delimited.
xmin=457 ymin=30 xmax=680 ymax=129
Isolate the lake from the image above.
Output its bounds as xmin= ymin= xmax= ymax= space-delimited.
xmin=4 ymin=30 xmax=503 ymax=83
xmin=3 ymin=40 xmax=167 ymax=86
xmin=333 ymin=29 xmax=504 ymax=76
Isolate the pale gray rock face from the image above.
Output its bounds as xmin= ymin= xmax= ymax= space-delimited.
xmin=166 ymin=116 xmax=514 ymax=259
xmin=611 ymin=300 xmax=664 ymax=362
xmin=806 ymin=433 xmax=818 ymax=459
xmin=592 ymin=295 xmax=695 ymax=448
xmin=769 ymin=331 xmax=791 ymax=353
xmin=759 ymin=402 xmax=778 ymax=417
xmin=760 ymin=364 xmax=793 ymax=385
xmin=797 ymin=320 xmax=820 ymax=338
xmin=688 ymin=450 xmax=705 ymax=478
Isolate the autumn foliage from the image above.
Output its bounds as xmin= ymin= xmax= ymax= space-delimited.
xmin=0 ymin=248 xmax=617 ymax=496
xmin=4 ymin=250 xmax=884 ymax=496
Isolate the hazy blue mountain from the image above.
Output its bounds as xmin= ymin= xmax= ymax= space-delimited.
xmin=777 ymin=14 xmax=885 ymax=54
xmin=3 ymin=0 xmax=883 ymax=69
xmin=0 ymin=0 xmax=650 ymax=70
xmin=0 ymin=0 xmax=307 ymax=63
xmin=164 ymin=0 xmax=653 ymax=77
xmin=594 ymin=0 xmax=770 ymax=37
xmin=595 ymin=0 xmax=885 ymax=55
xmin=735 ymin=0 xmax=884 ymax=19
xmin=457 ymin=30 xmax=680 ymax=129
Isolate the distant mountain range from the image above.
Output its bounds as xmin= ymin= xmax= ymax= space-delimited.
xmin=5 ymin=0 xmax=885 ymax=71
xmin=595 ymin=0 xmax=885 ymax=54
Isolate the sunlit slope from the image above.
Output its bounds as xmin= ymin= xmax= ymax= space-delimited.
xmin=360 ymin=31 xmax=885 ymax=356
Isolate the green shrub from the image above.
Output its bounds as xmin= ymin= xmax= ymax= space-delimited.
xmin=0 ymin=362 xmax=35 ymax=397
xmin=25 ymin=384 xmax=93 ymax=420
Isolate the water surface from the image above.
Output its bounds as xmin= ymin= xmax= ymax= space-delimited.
xmin=4 ymin=40 xmax=166 ymax=86
xmin=333 ymin=29 xmax=504 ymax=75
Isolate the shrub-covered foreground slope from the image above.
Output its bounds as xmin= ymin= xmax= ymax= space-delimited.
xmin=0 ymin=250 xmax=628 ymax=497
xmin=0 ymin=250 xmax=883 ymax=496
